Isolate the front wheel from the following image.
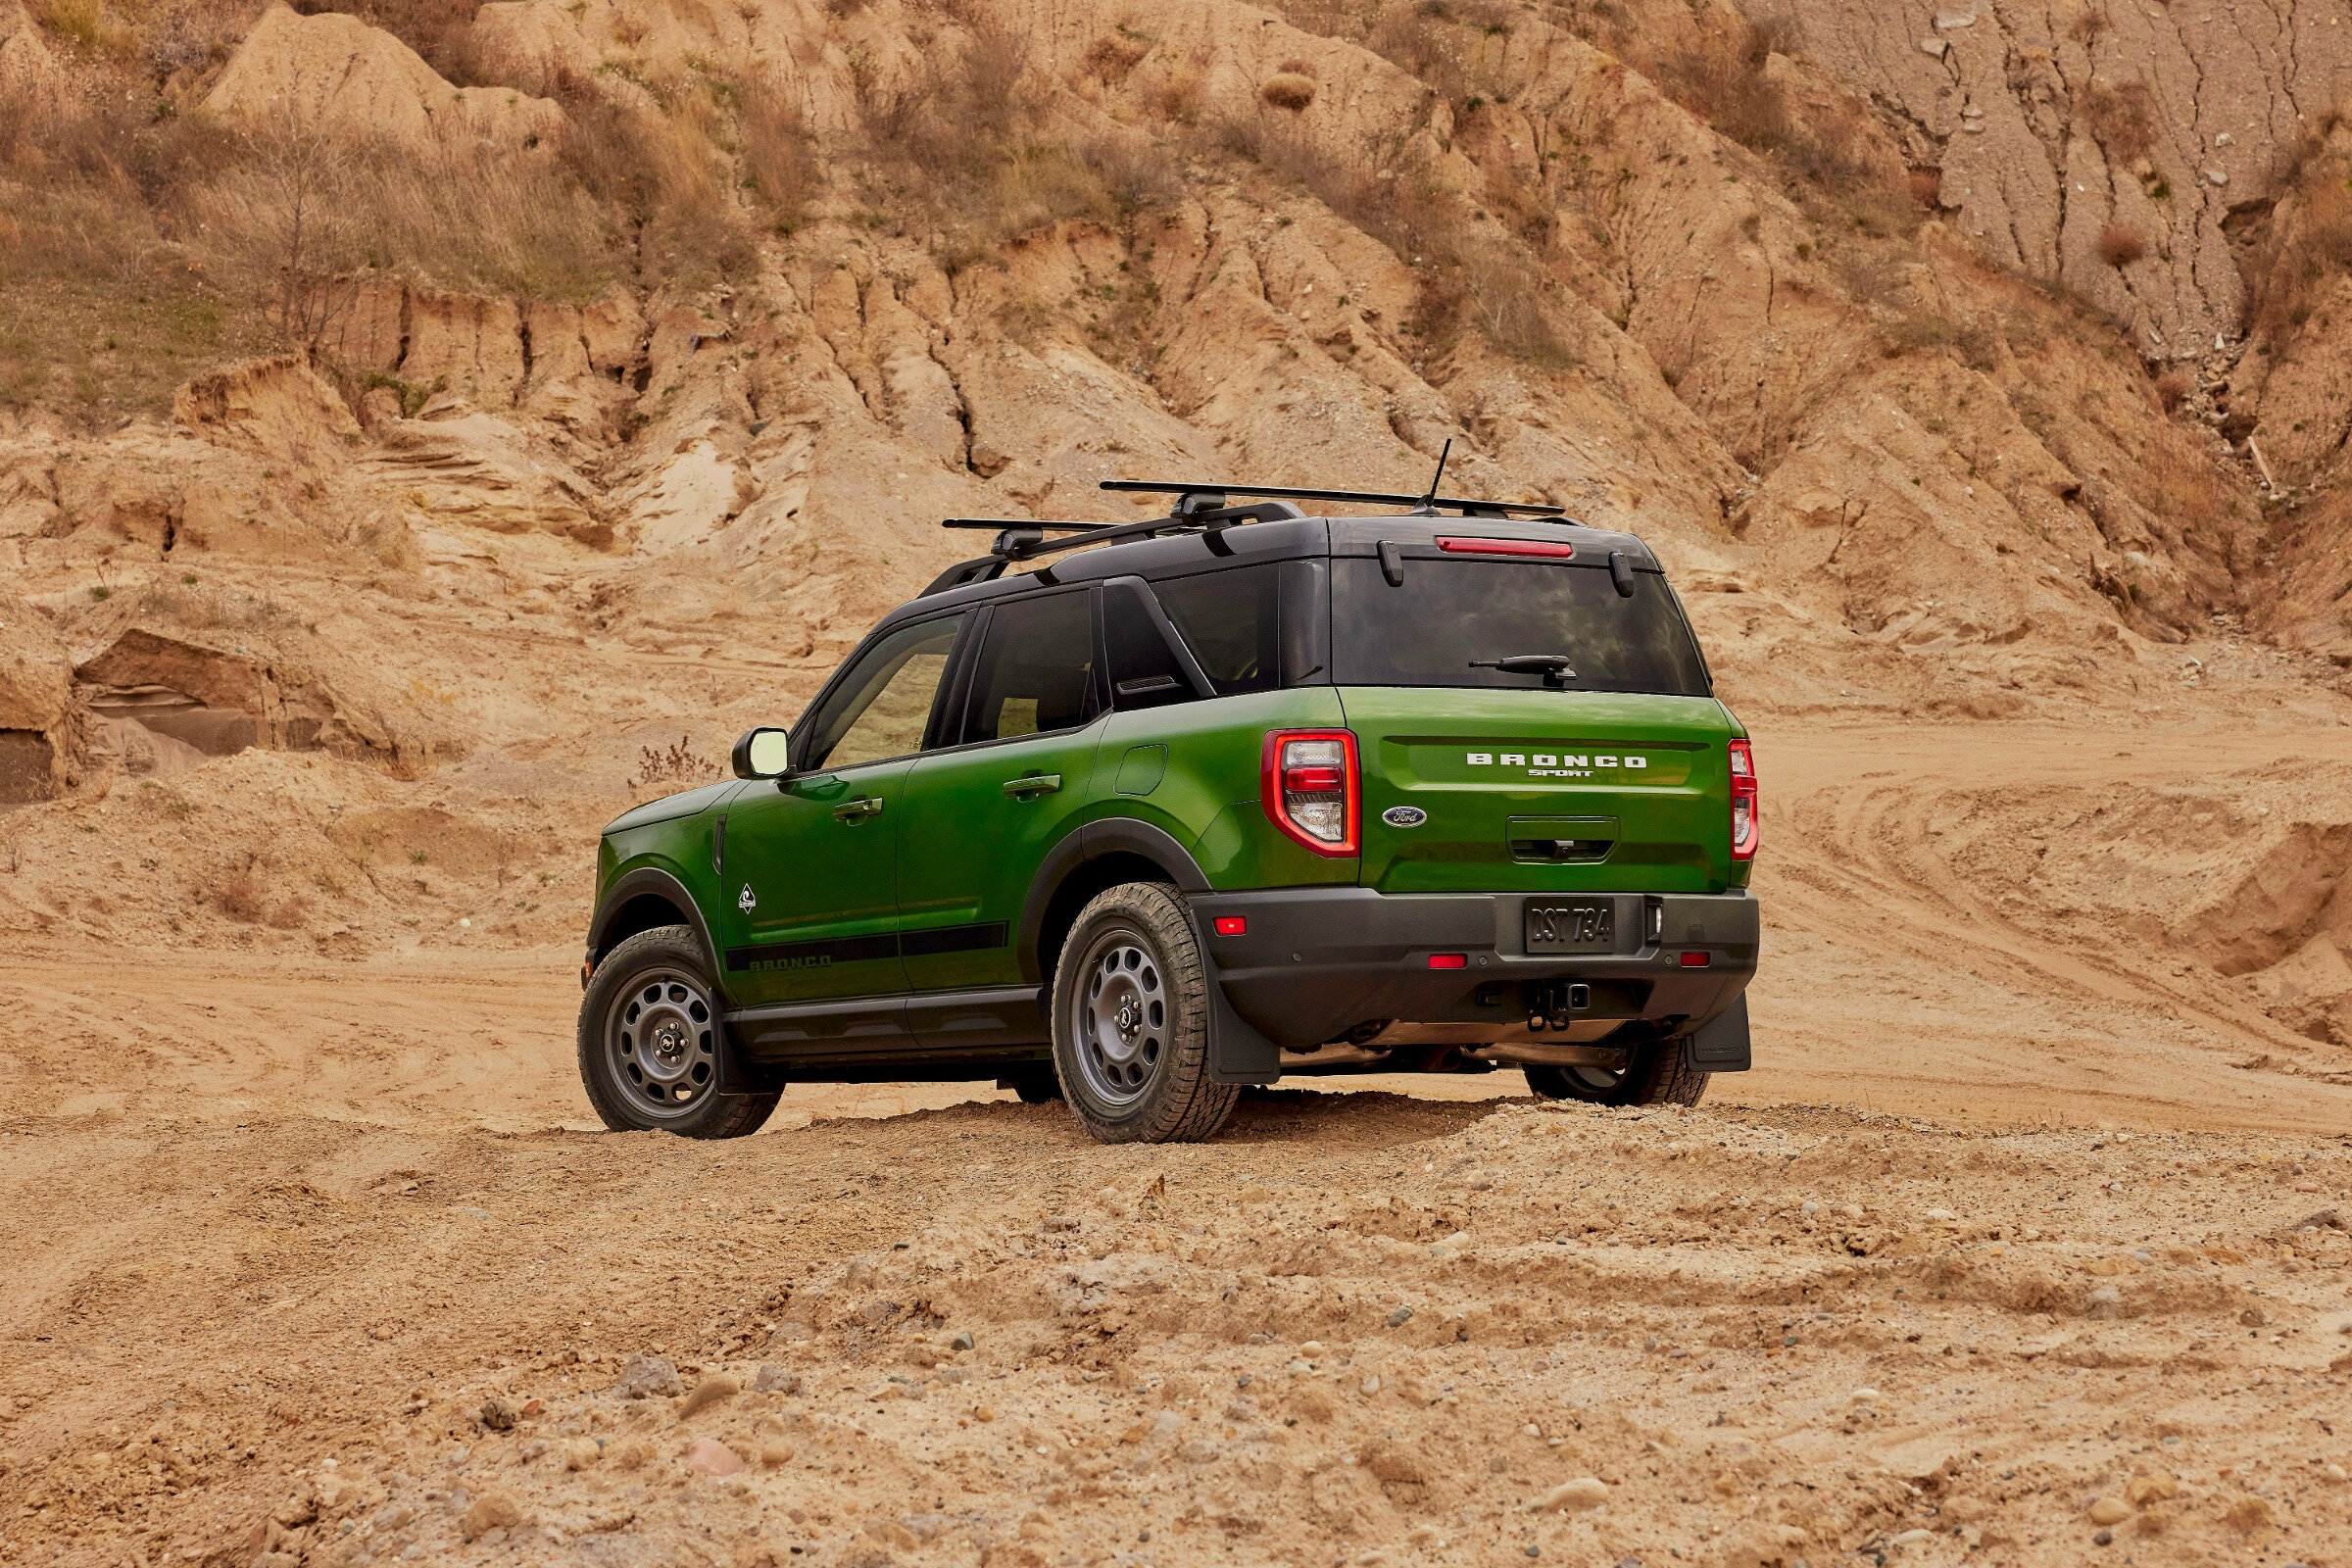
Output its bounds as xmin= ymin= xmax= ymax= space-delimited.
xmin=1052 ymin=883 xmax=1237 ymax=1144
xmin=577 ymin=924 xmax=778 ymax=1139
xmin=1524 ymin=1036 xmax=1709 ymax=1107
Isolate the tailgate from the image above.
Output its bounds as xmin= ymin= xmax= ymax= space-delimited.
xmin=1340 ymin=687 xmax=1740 ymax=894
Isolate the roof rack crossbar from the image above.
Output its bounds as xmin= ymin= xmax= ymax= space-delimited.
xmin=1098 ymin=478 xmax=1565 ymax=517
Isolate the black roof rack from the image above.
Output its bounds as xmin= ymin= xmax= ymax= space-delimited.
xmin=916 ymin=448 xmax=1574 ymax=597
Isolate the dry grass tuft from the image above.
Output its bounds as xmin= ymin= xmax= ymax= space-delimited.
xmin=858 ymin=29 xmax=1179 ymax=265
xmin=1260 ymin=72 xmax=1318 ymax=111
xmin=2081 ymin=79 xmax=2156 ymax=164
xmin=2154 ymin=368 xmax=2194 ymax=412
xmin=2096 ymin=220 xmax=2147 ymax=267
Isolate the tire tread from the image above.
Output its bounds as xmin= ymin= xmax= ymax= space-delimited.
xmin=576 ymin=924 xmax=779 ymax=1140
xmin=1053 ymin=883 xmax=1238 ymax=1144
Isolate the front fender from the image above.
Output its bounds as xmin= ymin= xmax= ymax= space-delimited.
xmin=587 ymin=863 xmax=730 ymax=1004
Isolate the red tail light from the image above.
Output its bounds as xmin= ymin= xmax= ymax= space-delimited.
xmin=1728 ymin=738 xmax=1758 ymax=861
xmin=1262 ymin=730 xmax=1359 ymax=856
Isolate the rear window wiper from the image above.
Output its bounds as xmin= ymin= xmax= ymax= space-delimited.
xmin=1469 ymin=654 xmax=1578 ymax=689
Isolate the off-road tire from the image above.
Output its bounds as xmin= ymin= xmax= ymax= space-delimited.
xmin=1051 ymin=883 xmax=1238 ymax=1144
xmin=578 ymin=924 xmax=778 ymax=1139
xmin=1524 ymin=1035 xmax=1709 ymax=1107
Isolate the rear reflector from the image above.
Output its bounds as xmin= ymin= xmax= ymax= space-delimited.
xmin=1436 ymin=536 xmax=1576 ymax=559
xmin=1680 ymin=952 xmax=1711 ymax=967
xmin=1213 ymin=915 xmax=1249 ymax=936
xmin=1429 ymin=953 xmax=1469 ymax=969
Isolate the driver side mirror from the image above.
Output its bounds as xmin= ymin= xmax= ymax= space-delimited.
xmin=731 ymin=726 xmax=793 ymax=780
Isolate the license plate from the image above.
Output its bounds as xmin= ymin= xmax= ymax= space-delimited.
xmin=1526 ymin=901 xmax=1614 ymax=954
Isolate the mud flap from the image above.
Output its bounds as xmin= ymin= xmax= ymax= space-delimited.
xmin=713 ymin=1022 xmax=786 ymax=1097
xmin=1196 ymin=917 xmax=1282 ymax=1085
xmin=1683 ymin=994 xmax=1752 ymax=1073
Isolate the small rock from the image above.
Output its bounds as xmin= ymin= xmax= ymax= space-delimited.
xmin=679 ymin=1373 xmax=741 ymax=1418
xmin=562 ymin=1438 xmax=601 ymax=1471
xmin=1888 ymin=1529 xmax=1935 ymax=1546
xmin=612 ymin=1355 xmax=682 ymax=1399
xmin=476 ymin=1396 xmax=517 ymax=1432
xmin=2215 ymin=131 xmax=2233 ymax=146
xmin=1919 ymin=36 xmax=1947 ymax=55
xmin=2127 ymin=1473 xmax=2178 ymax=1506
xmin=1388 ymin=1306 xmax=1414 ymax=1328
xmin=2238 ymin=1306 xmax=2266 ymax=1327
xmin=1043 ymin=1214 xmax=1081 ymax=1232
xmin=974 ymin=1405 xmax=998 ymax=1423
xmin=1925 ymin=1207 xmax=1959 ymax=1223
xmin=2204 ymin=168 xmax=2229 ymax=186
xmin=685 ymin=1438 xmax=745 ymax=1476
xmin=2087 ymin=1284 xmax=2123 ymax=1316
xmin=1850 ymin=1388 xmax=1882 ymax=1403
xmin=949 ymin=1331 xmax=975 ymax=1351
xmin=1934 ymin=10 xmax=1976 ymax=27
xmin=2089 ymin=1497 xmax=2132 ymax=1526
xmin=754 ymin=1364 xmax=802 ymax=1395
xmin=759 ymin=1442 xmax=794 ymax=1467
xmin=1298 ymin=1340 xmax=1325 ymax=1357
xmin=1529 ymin=1477 xmax=1609 ymax=1512
xmin=461 ymin=1492 xmax=523 ymax=1542
xmin=2093 ymin=1528 xmax=2115 ymax=1545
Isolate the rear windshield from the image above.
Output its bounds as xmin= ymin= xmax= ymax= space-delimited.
xmin=1331 ymin=559 xmax=1710 ymax=696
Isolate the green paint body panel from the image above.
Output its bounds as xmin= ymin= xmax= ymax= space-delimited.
xmin=1340 ymin=687 xmax=1748 ymax=895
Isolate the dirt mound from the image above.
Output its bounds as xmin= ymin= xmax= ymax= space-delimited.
xmin=201 ymin=3 xmax=563 ymax=158
xmin=172 ymin=355 xmax=362 ymax=464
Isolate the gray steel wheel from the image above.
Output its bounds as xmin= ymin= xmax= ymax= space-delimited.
xmin=1073 ymin=937 xmax=1169 ymax=1105
xmin=605 ymin=966 xmax=718 ymax=1119
xmin=1050 ymin=883 xmax=1237 ymax=1144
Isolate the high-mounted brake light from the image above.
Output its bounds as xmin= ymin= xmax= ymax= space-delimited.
xmin=1436 ymin=536 xmax=1577 ymax=559
xmin=1261 ymin=730 xmax=1359 ymax=857
xmin=1728 ymin=738 xmax=1759 ymax=861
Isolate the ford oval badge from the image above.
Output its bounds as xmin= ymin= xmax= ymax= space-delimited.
xmin=1382 ymin=806 xmax=1429 ymax=828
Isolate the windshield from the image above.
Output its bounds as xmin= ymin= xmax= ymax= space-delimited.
xmin=1330 ymin=559 xmax=1710 ymax=696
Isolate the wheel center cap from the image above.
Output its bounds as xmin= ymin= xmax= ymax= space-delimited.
xmin=653 ymin=1019 xmax=688 ymax=1062
xmin=1116 ymin=997 xmax=1142 ymax=1042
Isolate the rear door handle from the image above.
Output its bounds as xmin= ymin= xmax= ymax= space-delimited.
xmin=1003 ymin=774 xmax=1062 ymax=798
xmin=833 ymin=797 xmax=885 ymax=821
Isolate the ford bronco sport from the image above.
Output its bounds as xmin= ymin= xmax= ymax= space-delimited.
xmin=576 ymin=473 xmax=1758 ymax=1144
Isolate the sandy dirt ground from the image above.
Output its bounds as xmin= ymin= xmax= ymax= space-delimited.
xmin=3 ymin=715 xmax=2350 ymax=1568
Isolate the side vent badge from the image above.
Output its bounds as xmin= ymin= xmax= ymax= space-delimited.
xmin=1382 ymin=806 xmax=1429 ymax=828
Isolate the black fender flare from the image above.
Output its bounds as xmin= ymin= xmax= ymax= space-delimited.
xmin=587 ymin=866 xmax=730 ymax=1004
xmin=1014 ymin=817 xmax=1211 ymax=985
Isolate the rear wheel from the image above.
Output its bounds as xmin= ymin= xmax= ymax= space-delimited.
xmin=578 ymin=924 xmax=778 ymax=1139
xmin=1524 ymin=1036 xmax=1709 ymax=1107
xmin=1052 ymin=883 xmax=1237 ymax=1144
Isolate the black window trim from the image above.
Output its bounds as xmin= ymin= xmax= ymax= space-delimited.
xmin=1103 ymin=575 xmax=1217 ymax=706
xmin=790 ymin=611 xmax=980 ymax=775
xmin=928 ymin=583 xmax=1110 ymax=757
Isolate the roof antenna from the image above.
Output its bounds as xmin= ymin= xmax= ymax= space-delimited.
xmin=1414 ymin=439 xmax=1452 ymax=515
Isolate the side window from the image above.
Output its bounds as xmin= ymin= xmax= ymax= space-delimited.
xmin=1154 ymin=564 xmax=1282 ymax=695
xmin=1104 ymin=580 xmax=1197 ymax=710
xmin=804 ymin=614 xmax=965 ymax=771
xmin=961 ymin=590 xmax=1100 ymax=744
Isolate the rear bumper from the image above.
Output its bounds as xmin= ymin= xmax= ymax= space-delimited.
xmin=1190 ymin=887 xmax=1757 ymax=1050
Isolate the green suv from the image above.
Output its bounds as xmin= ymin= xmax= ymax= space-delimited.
xmin=576 ymin=478 xmax=1759 ymax=1144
